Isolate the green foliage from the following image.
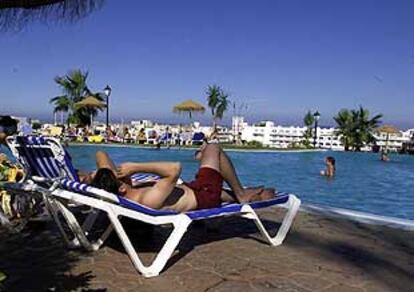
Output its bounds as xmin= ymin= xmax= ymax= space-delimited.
xmin=302 ymin=110 xmax=315 ymax=148
xmin=303 ymin=111 xmax=315 ymax=127
xmin=246 ymin=140 xmax=263 ymax=148
xmin=49 ymin=69 xmax=104 ymax=126
xmin=206 ymin=85 xmax=230 ymax=129
xmin=31 ymin=122 xmax=42 ymax=130
xmin=334 ymin=106 xmax=383 ymax=151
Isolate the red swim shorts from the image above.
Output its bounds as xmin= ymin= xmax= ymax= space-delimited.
xmin=184 ymin=167 xmax=223 ymax=210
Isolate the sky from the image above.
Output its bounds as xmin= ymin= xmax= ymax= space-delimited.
xmin=1 ymin=0 xmax=414 ymax=128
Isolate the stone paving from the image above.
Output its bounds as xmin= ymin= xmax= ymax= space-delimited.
xmin=0 ymin=208 xmax=413 ymax=292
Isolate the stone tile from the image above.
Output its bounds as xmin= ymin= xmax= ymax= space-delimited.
xmin=321 ymin=284 xmax=364 ymax=292
xmin=290 ymin=273 xmax=333 ymax=291
xmin=1 ymin=210 xmax=414 ymax=292
xmin=173 ymin=269 xmax=223 ymax=291
xmin=211 ymin=280 xmax=253 ymax=292
xmin=364 ymin=281 xmax=412 ymax=292
xmin=252 ymin=277 xmax=311 ymax=292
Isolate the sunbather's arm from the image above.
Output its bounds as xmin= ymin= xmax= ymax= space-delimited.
xmin=117 ymin=162 xmax=181 ymax=180
xmin=118 ymin=162 xmax=182 ymax=209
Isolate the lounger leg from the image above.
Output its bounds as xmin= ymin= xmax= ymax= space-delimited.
xmin=44 ymin=196 xmax=78 ymax=247
xmin=81 ymin=210 xmax=100 ymax=232
xmin=241 ymin=195 xmax=301 ymax=246
xmin=51 ymin=199 xmax=95 ymax=250
xmin=107 ymin=209 xmax=192 ymax=278
xmin=91 ymin=224 xmax=114 ymax=251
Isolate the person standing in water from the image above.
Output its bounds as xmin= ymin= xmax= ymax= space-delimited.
xmin=320 ymin=156 xmax=335 ymax=177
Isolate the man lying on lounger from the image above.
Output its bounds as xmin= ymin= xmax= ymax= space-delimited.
xmin=90 ymin=143 xmax=276 ymax=212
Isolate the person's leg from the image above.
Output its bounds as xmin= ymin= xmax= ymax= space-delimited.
xmin=198 ymin=144 xmax=264 ymax=203
xmin=198 ymin=143 xmax=221 ymax=171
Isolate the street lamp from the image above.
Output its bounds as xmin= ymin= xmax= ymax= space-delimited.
xmin=104 ymin=85 xmax=112 ymax=131
xmin=313 ymin=111 xmax=320 ymax=148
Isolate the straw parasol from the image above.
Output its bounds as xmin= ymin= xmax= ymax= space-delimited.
xmin=173 ymin=99 xmax=205 ymax=119
xmin=75 ymin=96 xmax=106 ymax=109
xmin=75 ymin=96 xmax=106 ymax=125
xmin=376 ymin=125 xmax=401 ymax=152
xmin=376 ymin=125 xmax=401 ymax=135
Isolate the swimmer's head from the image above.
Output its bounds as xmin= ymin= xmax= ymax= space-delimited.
xmin=326 ymin=156 xmax=335 ymax=167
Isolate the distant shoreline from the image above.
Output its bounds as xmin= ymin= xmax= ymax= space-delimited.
xmin=67 ymin=142 xmax=328 ymax=153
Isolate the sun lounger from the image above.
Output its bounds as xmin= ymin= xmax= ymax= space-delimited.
xmin=4 ymin=135 xmax=301 ymax=278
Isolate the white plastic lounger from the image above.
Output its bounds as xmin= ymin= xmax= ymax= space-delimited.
xmin=5 ymin=135 xmax=301 ymax=278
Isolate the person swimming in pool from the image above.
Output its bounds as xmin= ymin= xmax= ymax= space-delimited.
xmin=320 ymin=156 xmax=335 ymax=177
xmin=380 ymin=150 xmax=390 ymax=162
xmin=90 ymin=143 xmax=276 ymax=212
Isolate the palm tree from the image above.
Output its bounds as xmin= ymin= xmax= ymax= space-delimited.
xmin=49 ymin=95 xmax=70 ymax=125
xmin=50 ymin=69 xmax=103 ymax=126
xmin=206 ymin=85 xmax=230 ymax=130
xmin=0 ymin=0 xmax=103 ymax=31
xmin=334 ymin=107 xmax=382 ymax=151
xmin=334 ymin=109 xmax=354 ymax=151
xmin=351 ymin=106 xmax=383 ymax=151
xmin=303 ymin=111 xmax=315 ymax=148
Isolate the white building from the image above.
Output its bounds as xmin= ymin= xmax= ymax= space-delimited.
xmin=240 ymin=120 xmax=343 ymax=149
xmin=373 ymin=128 xmax=414 ymax=152
xmin=317 ymin=127 xmax=344 ymax=150
xmin=237 ymin=117 xmax=413 ymax=151
xmin=131 ymin=120 xmax=153 ymax=128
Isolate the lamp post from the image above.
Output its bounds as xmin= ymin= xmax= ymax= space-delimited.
xmin=104 ymin=85 xmax=112 ymax=131
xmin=313 ymin=111 xmax=320 ymax=148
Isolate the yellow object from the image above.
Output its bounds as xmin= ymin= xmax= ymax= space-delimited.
xmin=1 ymin=190 xmax=13 ymax=217
xmin=0 ymin=271 xmax=7 ymax=282
xmin=49 ymin=126 xmax=63 ymax=136
xmin=88 ymin=135 xmax=104 ymax=143
xmin=7 ymin=167 xmax=17 ymax=183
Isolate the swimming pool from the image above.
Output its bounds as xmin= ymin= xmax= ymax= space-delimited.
xmin=67 ymin=145 xmax=414 ymax=220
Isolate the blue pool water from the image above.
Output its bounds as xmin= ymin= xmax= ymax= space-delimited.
xmin=67 ymin=145 xmax=414 ymax=220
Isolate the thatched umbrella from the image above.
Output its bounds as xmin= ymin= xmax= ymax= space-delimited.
xmin=376 ymin=125 xmax=401 ymax=152
xmin=0 ymin=0 xmax=103 ymax=31
xmin=74 ymin=96 xmax=106 ymax=126
xmin=377 ymin=125 xmax=400 ymax=134
xmin=173 ymin=99 xmax=205 ymax=120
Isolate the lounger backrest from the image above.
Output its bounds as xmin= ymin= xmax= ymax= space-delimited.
xmin=7 ymin=135 xmax=162 ymax=185
xmin=7 ymin=136 xmax=80 ymax=181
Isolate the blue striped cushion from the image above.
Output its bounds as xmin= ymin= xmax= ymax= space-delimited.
xmin=15 ymin=135 xmax=79 ymax=181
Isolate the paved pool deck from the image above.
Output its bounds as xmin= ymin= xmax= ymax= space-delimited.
xmin=0 ymin=208 xmax=413 ymax=292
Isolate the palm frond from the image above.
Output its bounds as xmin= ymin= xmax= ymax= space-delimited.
xmin=0 ymin=0 xmax=104 ymax=31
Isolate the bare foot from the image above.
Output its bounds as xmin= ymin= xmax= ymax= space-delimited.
xmin=259 ymin=188 xmax=276 ymax=201
xmin=237 ymin=186 xmax=264 ymax=203
xmin=241 ymin=188 xmax=277 ymax=203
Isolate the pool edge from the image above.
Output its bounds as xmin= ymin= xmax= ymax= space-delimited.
xmin=300 ymin=203 xmax=414 ymax=231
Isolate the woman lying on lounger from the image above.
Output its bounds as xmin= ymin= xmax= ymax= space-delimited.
xmin=90 ymin=143 xmax=276 ymax=212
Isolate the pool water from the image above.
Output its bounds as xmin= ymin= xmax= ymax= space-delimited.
xmin=68 ymin=145 xmax=414 ymax=220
